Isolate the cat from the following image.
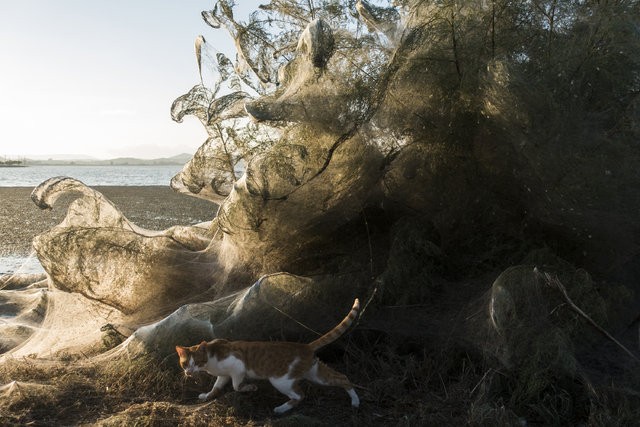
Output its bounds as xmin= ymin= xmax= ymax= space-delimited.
xmin=175 ymin=298 xmax=360 ymax=414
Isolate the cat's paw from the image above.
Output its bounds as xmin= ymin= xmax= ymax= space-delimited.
xmin=273 ymin=403 xmax=293 ymax=414
xmin=198 ymin=393 xmax=210 ymax=401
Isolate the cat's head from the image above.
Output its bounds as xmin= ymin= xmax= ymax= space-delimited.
xmin=175 ymin=341 xmax=208 ymax=376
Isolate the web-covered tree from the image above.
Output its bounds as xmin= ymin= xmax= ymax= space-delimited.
xmin=14 ymin=1 xmax=640 ymax=424
xmin=170 ymin=0 xmax=639 ymax=275
xmin=164 ymin=1 xmax=640 ymax=423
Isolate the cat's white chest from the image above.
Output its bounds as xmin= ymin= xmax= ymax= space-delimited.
xmin=205 ymin=354 xmax=246 ymax=376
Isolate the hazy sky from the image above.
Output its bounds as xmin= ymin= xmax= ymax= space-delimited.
xmin=0 ymin=1 xmax=259 ymax=159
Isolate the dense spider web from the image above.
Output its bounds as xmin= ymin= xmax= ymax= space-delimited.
xmin=1 ymin=5 xmax=639 ymax=421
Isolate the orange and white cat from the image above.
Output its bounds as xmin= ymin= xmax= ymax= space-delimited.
xmin=176 ymin=299 xmax=360 ymax=414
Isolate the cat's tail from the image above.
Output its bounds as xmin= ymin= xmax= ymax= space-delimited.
xmin=309 ymin=298 xmax=360 ymax=351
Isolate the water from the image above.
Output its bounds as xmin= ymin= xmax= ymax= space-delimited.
xmin=0 ymin=255 xmax=44 ymax=275
xmin=0 ymin=164 xmax=185 ymax=187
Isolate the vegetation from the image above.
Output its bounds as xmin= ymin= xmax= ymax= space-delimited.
xmin=2 ymin=330 xmax=640 ymax=426
xmin=2 ymin=0 xmax=639 ymax=425
xmin=0 ymin=158 xmax=24 ymax=167
xmin=169 ymin=0 xmax=640 ymax=423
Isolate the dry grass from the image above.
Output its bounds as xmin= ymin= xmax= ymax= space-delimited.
xmin=0 ymin=336 xmax=464 ymax=426
xmin=1 ymin=331 xmax=639 ymax=426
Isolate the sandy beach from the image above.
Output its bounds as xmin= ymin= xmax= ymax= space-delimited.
xmin=0 ymin=186 xmax=217 ymax=257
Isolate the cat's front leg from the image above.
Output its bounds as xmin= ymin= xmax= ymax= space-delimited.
xmin=199 ymin=375 xmax=230 ymax=401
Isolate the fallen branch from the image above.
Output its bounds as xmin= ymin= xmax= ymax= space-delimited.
xmin=540 ymin=270 xmax=640 ymax=364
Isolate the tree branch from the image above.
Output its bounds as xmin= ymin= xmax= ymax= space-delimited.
xmin=541 ymin=271 xmax=640 ymax=364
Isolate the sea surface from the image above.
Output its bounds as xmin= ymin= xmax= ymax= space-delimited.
xmin=0 ymin=254 xmax=43 ymax=275
xmin=0 ymin=164 xmax=185 ymax=187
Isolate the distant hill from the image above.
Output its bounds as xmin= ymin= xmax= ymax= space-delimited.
xmin=24 ymin=153 xmax=192 ymax=166
xmin=24 ymin=154 xmax=99 ymax=161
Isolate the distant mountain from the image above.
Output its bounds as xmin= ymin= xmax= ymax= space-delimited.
xmin=165 ymin=153 xmax=193 ymax=163
xmin=24 ymin=153 xmax=192 ymax=166
xmin=24 ymin=154 xmax=99 ymax=161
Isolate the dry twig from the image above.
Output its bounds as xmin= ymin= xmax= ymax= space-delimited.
xmin=541 ymin=271 xmax=640 ymax=364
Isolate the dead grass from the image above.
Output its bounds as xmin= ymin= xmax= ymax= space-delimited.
xmin=0 ymin=336 xmax=463 ymax=426
xmin=1 ymin=333 xmax=640 ymax=426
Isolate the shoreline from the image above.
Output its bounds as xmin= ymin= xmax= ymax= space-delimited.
xmin=0 ymin=184 xmax=186 ymax=188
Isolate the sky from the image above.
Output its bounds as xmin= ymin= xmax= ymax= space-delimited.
xmin=0 ymin=1 xmax=259 ymax=159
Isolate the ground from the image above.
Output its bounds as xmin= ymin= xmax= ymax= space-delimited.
xmin=4 ymin=330 xmax=639 ymax=426
xmin=0 ymin=333 xmax=495 ymax=426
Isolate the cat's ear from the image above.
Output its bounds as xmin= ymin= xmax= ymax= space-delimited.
xmin=175 ymin=346 xmax=187 ymax=358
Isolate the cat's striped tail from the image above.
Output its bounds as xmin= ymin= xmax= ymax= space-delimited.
xmin=309 ymin=298 xmax=360 ymax=351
